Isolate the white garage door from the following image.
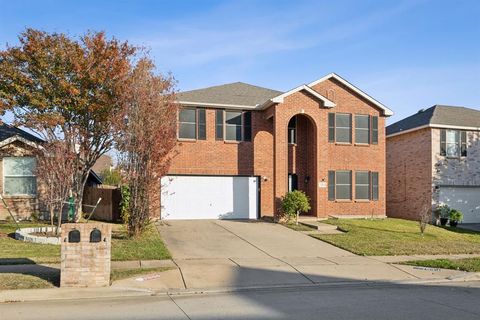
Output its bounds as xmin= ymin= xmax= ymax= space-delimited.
xmin=161 ymin=175 xmax=258 ymax=220
xmin=439 ymin=187 xmax=480 ymax=223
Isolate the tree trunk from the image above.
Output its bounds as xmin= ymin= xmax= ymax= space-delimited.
xmin=296 ymin=210 xmax=299 ymax=225
xmin=50 ymin=206 xmax=54 ymax=227
xmin=73 ymin=171 xmax=89 ymax=222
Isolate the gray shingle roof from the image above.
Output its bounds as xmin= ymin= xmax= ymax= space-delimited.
xmin=387 ymin=105 xmax=480 ymax=136
xmin=177 ymin=82 xmax=282 ymax=107
xmin=0 ymin=123 xmax=43 ymax=143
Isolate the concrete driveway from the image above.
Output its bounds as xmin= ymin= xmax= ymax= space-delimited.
xmin=153 ymin=220 xmax=436 ymax=290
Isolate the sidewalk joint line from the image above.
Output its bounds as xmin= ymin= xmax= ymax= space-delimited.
xmin=172 ymin=259 xmax=188 ymax=290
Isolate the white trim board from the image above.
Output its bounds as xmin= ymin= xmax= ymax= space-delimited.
xmin=387 ymin=124 xmax=480 ymax=138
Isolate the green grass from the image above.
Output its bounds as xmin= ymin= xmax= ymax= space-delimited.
xmin=0 ymin=273 xmax=56 ymax=290
xmin=311 ymin=218 xmax=480 ymax=256
xmin=0 ymin=222 xmax=60 ymax=264
xmin=404 ymin=258 xmax=480 ymax=272
xmin=0 ymin=267 xmax=173 ymax=290
xmin=111 ymin=225 xmax=171 ymax=261
xmin=0 ymin=221 xmax=171 ymax=265
xmin=110 ymin=267 xmax=173 ymax=282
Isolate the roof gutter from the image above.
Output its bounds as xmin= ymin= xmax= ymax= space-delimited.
xmin=387 ymin=124 xmax=480 ymax=138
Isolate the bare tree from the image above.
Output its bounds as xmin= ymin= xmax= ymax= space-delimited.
xmin=419 ymin=203 xmax=432 ymax=236
xmin=36 ymin=141 xmax=76 ymax=234
xmin=117 ymin=58 xmax=177 ymax=237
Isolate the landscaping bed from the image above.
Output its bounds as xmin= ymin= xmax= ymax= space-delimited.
xmin=404 ymin=257 xmax=480 ymax=273
xmin=310 ymin=218 xmax=480 ymax=256
xmin=0 ymin=221 xmax=171 ymax=265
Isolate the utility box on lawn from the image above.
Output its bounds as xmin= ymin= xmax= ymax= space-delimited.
xmin=60 ymin=223 xmax=112 ymax=287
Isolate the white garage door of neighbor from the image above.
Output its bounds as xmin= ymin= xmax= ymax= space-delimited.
xmin=161 ymin=175 xmax=258 ymax=220
xmin=439 ymin=187 xmax=480 ymax=223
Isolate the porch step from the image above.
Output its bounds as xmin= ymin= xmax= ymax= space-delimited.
xmin=299 ymin=220 xmax=338 ymax=232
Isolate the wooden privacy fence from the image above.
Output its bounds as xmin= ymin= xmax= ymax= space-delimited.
xmin=83 ymin=186 xmax=121 ymax=222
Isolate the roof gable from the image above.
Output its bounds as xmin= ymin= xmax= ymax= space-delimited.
xmin=308 ymin=73 xmax=394 ymax=116
xmin=269 ymin=85 xmax=335 ymax=107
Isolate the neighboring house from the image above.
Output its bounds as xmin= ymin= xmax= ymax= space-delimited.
xmin=0 ymin=124 xmax=44 ymax=220
xmin=91 ymin=154 xmax=113 ymax=176
xmin=386 ymin=105 xmax=480 ymax=223
xmin=0 ymin=123 xmax=102 ymax=220
xmin=160 ymin=73 xmax=393 ymax=220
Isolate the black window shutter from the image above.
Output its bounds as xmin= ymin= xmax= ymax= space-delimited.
xmin=461 ymin=131 xmax=467 ymax=157
xmin=371 ymin=116 xmax=378 ymax=144
xmin=244 ymin=111 xmax=252 ymax=141
xmin=328 ymin=113 xmax=335 ymax=142
xmin=197 ymin=108 xmax=206 ymax=140
xmin=440 ymin=129 xmax=446 ymax=156
xmin=215 ymin=109 xmax=224 ymax=140
xmin=328 ymin=171 xmax=335 ymax=200
xmin=371 ymin=172 xmax=379 ymax=201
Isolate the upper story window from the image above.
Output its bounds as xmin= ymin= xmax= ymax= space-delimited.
xmin=355 ymin=115 xmax=370 ymax=144
xmin=288 ymin=116 xmax=297 ymax=144
xmin=3 ymin=157 xmax=37 ymax=196
xmin=178 ymin=108 xmax=206 ymax=140
xmin=329 ymin=112 xmax=378 ymax=145
xmin=218 ymin=110 xmax=252 ymax=142
xmin=329 ymin=113 xmax=352 ymax=143
xmin=440 ymin=129 xmax=467 ymax=157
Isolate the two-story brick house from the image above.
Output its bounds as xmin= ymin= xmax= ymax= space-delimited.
xmin=160 ymin=73 xmax=393 ymax=220
xmin=386 ymin=105 xmax=480 ymax=223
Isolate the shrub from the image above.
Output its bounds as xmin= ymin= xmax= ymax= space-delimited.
xmin=435 ymin=204 xmax=450 ymax=219
xmin=281 ymin=190 xmax=311 ymax=225
xmin=119 ymin=185 xmax=131 ymax=225
xmin=449 ymin=209 xmax=463 ymax=222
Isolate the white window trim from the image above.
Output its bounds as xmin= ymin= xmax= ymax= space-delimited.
xmin=355 ymin=114 xmax=370 ymax=144
xmin=355 ymin=171 xmax=370 ymax=200
xmin=288 ymin=116 xmax=297 ymax=145
xmin=335 ymin=170 xmax=352 ymax=200
xmin=335 ymin=113 xmax=352 ymax=144
xmin=2 ymin=157 xmax=37 ymax=197
xmin=178 ymin=107 xmax=197 ymax=140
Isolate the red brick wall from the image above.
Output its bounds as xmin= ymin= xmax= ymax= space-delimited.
xmin=168 ymin=78 xmax=387 ymax=218
xmin=386 ymin=128 xmax=433 ymax=220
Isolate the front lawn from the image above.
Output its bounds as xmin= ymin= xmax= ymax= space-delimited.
xmin=0 ymin=221 xmax=171 ymax=265
xmin=311 ymin=218 xmax=480 ymax=256
xmin=404 ymin=258 xmax=480 ymax=272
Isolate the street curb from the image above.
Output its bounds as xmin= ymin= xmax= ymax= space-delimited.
xmin=3 ymin=276 xmax=478 ymax=304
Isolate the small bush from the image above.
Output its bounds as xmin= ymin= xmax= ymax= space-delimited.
xmin=281 ymin=190 xmax=311 ymax=225
xmin=449 ymin=209 xmax=463 ymax=222
xmin=435 ymin=204 xmax=450 ymax=219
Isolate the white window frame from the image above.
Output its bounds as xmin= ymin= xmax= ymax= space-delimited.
xmin=178 ymin=108 xmax=197 ymax=140
xmin=355 ymin=114 xmax=370 ymax=144
xmin=355 ymin=171 xmax=370 ymax=200
xmin=335 ymin=113 xmax=352 ymax=144
xmin=335 ymin=170 xmax=352 ymax=200
xmin=3 ymin=156 xmax=37 ymax=196
xmin=288 ymin=116 xmax=297 ymax=144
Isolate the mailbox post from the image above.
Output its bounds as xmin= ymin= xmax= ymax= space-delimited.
xmin=60 ymin=223 xmax=112 ymax=287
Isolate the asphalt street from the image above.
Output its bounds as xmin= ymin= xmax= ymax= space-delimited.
xmin=2 ymin=281 xmax=480 ymax=320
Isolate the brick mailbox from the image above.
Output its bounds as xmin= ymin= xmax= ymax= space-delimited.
xmin=60 ymin=223 xmax=112 ymax=287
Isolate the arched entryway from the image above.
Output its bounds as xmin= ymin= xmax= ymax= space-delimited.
xmin=286 ymin=114 xmax=317 ymax=216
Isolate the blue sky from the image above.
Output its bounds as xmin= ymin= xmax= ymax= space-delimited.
xmin=1 ymin=0 xmax=479 ymax=124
